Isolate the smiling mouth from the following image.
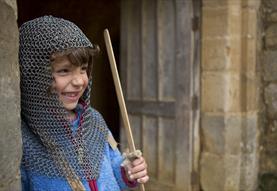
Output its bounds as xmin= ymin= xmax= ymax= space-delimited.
xmin=62 ymin=92 xmax=80 ymax=101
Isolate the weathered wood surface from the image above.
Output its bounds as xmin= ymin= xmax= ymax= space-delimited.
xmin=120 ymin=0 xmax=200 ymax=190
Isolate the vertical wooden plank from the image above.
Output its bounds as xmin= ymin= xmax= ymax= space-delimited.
xmin=142 ymin=0 xmax=157 ymax=101
xmin=175 ymin=0 xmax=193 ymax=190
xmin=142 ymin=116 xmax=158 ymax=177
xmin=120 ymin=0 xmax=128 ymax=97
xmin=158 ymin=117 xmax=176 ymax=184
xmin=120 ymin=0 xmax=143 ymax=153
xmin=130 ymin=115 xmax=142 ymax=149
xmin=157 ymin=0 xmax=176 ymax=101
xmin=120 ymin=123 xmax=127 ymax=151
xmin=127 ymin=0 xmax=142 ymax=100
xmin=120 ymin=115 xmax=142 ymax=151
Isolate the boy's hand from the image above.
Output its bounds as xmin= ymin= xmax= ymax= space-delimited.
xmin=125 ymin=156 xmax=149 ymax=184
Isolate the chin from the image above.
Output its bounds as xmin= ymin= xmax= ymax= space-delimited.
xmin=64 ymin=103 xmax=78 ymax=111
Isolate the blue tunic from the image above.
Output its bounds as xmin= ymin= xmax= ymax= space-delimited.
xmin=21 ymin=107 xmax=136 ymax=191
xmin=21 ymin=139 xmax=134 ymax=191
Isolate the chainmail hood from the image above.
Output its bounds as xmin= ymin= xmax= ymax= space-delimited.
xmin=19 ymin=15 xmax=109 ymax=180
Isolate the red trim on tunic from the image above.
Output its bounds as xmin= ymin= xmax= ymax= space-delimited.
xmin=120 ymin=167 xmax=138 ymax=188
xmin=88 ymin=179 xmax=98 ymax=191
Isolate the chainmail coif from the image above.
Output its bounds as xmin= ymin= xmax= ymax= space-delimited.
xmin=19 ymin=16 xmax=109 ymax=181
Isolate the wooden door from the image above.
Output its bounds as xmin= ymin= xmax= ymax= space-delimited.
xmin=120 ymin=0 xmax=201 ymax=190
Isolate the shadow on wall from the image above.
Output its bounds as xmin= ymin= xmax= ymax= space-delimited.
xmin=259 ymin=173 xmax=277 ymax=190
xmin=17 ymin=0 xmax=120 ymax=140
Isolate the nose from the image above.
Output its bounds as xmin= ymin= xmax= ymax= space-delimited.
xmin=72 ymin=77 xmax=83 ymax=86
xmin=71 ymin=71 xmax=84 ymax=86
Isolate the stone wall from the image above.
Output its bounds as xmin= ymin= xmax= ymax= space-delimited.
xmin=259 ymin=0 xmax=277 ymax=190
xmin=200 ymin=0 xmax=261 ymax=190
xmin=0 ymin=0 xmax=21 ymax=190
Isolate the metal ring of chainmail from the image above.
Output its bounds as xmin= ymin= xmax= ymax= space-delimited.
xmin=19 ymin=15 xmax=109 ymax=180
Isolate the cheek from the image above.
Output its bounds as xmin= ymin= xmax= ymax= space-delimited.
xmin=83 ymin=76 xmax=89 ymax=88
xmin=52 ymin=78 xmax=66 ymax=94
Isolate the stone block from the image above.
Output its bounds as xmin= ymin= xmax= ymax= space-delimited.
xmin=265 ymin=23 xmax=277 ymax=49
xmin=264 ymin=0 xmax=277 ymax=10
xmin=259 ymin=173 xmax=277 ymax=191
xmin=264 ymin=122 xmax=277 ymax=153
xmin=244 ymin=113 xmax=259 ymax=153
xmin=201 ymin=113 xmax=257 ymax=156
xmin=202 ymin=6 xmax=228 ymax=38
xmin=202 ymin=37 xmax=246 ymax=72
xmin=241 ymin=0 xmax=260 ymax=9
xmin=201 ymin=72 xmax=226 ymax=112
xmin=260 ymin=149 xmax=277 ymax=173
xmin=264 ymin=83 xmax=277 ymax=119
xmin=202 ymin=38 xmax=228 ymax=71
xmin=263 ymin=50 xmax=277 ymax=81
xmin=224 ymin=73 xmax=242 ymax=112
xmin=242 ymin=10 xmax=258 ymax=71
xmin=243 ymin=76 xmax=260 ymax=111
xmin=240 ymin=152 xmax=259 ymax=190
xmin=228 ymin=6 xmax=242 ymax=35
xmin=239 ymin=113 xmax=259 ymax=190
xmin=202 ymin=0 xmax=227 ymax=8
xmin=225 ymin=115 xmax=242 ymax=155
xmin=260 ymin=120 xmax=277 ymax=187
xmin=266 ymin=12 xmax=277 ymax=22
xmin=269 ymin=120 xmax=277 ymax=134
xmin=201 ymin=153 xmax=244 ymax=190
xmin=201 ymin=113 xmax=225 ymax=154
xmin=260 ymin=121 xmax=277 ymax=173
xmin=228 ymin=37 xmax=242 ymax=69
xmin=200 ymin=152 xmax=225 ymax=191
xmin=224 ymin=154 xmax=241 ymax=190
xmin=202 ymin=72 xmax=249 ymax=112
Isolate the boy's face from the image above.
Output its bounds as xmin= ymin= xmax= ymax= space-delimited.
xmin=51 ymin=56 xmax=89 ymax=112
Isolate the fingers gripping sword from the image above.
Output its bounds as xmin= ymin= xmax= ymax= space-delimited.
xmin=104 ymin=29 xmax=145 ymax=191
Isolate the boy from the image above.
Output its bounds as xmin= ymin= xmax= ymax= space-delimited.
xmin=19 ymin=15 xmax=148 ymax=191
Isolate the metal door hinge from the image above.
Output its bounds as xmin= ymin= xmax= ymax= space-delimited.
xmin=192 ymin=94 xmax=198 ymax=111
xmin=192 ymin=16 xmax=199 ymax=31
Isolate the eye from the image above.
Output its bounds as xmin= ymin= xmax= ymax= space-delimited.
xmin=81 ymin=65 xmax=88 ymax=73
xmin=55 ymin=68 xmax=69 ymax=75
